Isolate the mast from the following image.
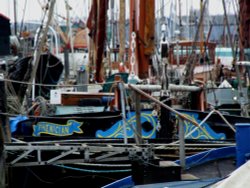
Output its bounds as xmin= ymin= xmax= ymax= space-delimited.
xmin=110 ymin=0 xmax=115 ymax=49
xmin=86 ymin=0 xmax=109 ymax=82
xmin=239 ymin=0 xmax=250 ymax=61
xmin=119 ymin=0 xmax=125 ymax=63
xmin=13 ymin=0 xmax=17 ymax=35
xmin=64 ymin=0 xmax=71 ymax=83
xmin=223 ymin=0 xmax=248 ymax=117
xmin=174 ymin=0 xmax=177 ymax=38
xmin=178 ymin=0 xmax=182 ymax=39
xmin=129 ymin=0 xmax=155 ymax=79
xmin=24 ymin=0 xmax=56 ymax=104
xmin=200 ymin=0 xmax=204 ymax=58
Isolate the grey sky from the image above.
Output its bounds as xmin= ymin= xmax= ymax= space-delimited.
xmin=0 ymin=0 xmax=237 ymax=23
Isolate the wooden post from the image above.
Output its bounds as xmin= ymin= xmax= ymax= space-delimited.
xmin=179 ymin=119 xmax=186 ymax=170
xmin=114 ymin=75 xmax=122 ymax=110
xmin=0 ymin=66 xmax=9 ymax=188
xmin=160 ymin=95 xmax=172 ymax=140
xmin=1 ymin=79 xmax=11 ymax=143
xmin=0 ymin=79 xmax=9 ymax=188
xmin=0 ymin=124 xmax=5 ymax=188
xmin=77 ymin=68 xmax=88 ymax=92
xmin=64 ymin=48 xmax=70 ymax=83
xmin=135 ymin=91 xmax=142 ymax=144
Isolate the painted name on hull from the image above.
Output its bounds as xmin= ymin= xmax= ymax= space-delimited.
xmin=33 ymin=120 xmax=83 ymax=136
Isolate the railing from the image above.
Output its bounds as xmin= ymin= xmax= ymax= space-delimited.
xmin=126 ymin=83 xmax=236 ymax=169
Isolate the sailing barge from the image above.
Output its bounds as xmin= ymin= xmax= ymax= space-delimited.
xmin=1 ymin=0 xmax=250 ymax=188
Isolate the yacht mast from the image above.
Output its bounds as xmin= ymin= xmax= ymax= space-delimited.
xmin=178 ymin=0 xmax=182 ymax=39
xmin=200 ymin=0 xmax=204 ymax=59
xmin=24 ymin=0 xmax=56 ymax=104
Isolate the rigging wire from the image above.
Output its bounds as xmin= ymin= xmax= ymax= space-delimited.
xmin=1 ymin=78 xmax=117 ymax=87
xmin=25 ymin=167 xmax=119 ymax=185
xmin=155 ymin=0 xmax=171 ymax=17
xmin=19 ymin=0 xmax=28 ymax=36
xmin=0 ymin=111 xmax=122 ymax=119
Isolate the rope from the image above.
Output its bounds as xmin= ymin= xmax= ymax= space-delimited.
xmin=54 ymin=164 xmax=131 ymax=173
xmin=1 ymin=78 xmax=118 ymax=87
xmin=0 ymin=112 xmax=122 ymax=119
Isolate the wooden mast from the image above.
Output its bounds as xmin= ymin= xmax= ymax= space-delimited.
xmin=239 ymin=0 xmax=250 ymax=61
xmin=129 ymin=0 xmax=155 ymax=79
xmin=119 ymin=0 xmax=125 ymax=63
xmin=86 ymin=0 xmax=109 ymax=83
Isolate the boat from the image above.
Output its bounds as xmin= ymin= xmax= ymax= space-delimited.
xmin=102 ymin=120 xmax=250 ymax=188
xmin=102 ymin=146 xmax=236 ymax=188
xmin=2 ymin=0 xmax=250 ymax=188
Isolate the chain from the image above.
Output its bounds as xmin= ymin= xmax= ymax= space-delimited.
xmin=130 ymin=32 xmax=136 ymax=76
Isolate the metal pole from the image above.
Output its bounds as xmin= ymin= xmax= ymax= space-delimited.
xmin=176 ymin=41 xmax=180 ymax=67
xmin=200 ymin=0 xmax=204 ymax=57
xmin=13 ymin=0 xmax=17 ymax=35
xmin=119 ymin=83 xmax=128 ymax=144
xmin=179 ymin=119 xmax=186 ymax=170
xmin=178 ymin=0 xmax=182 ymax=39
xmin=135 ymin=91 xmax=142 ymax=144
xmin=64 ymin=48 xmax=70 ymax=83
xmin=111 ymin=0 xmax=115 ymax=48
